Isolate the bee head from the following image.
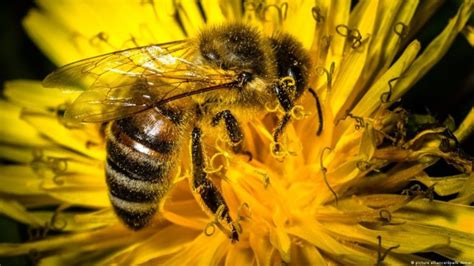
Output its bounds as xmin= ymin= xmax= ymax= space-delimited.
xmin=269 ymin=34 xmax=311 ymax=111
xmin=198 ymin=23 xmax=275 ymax=83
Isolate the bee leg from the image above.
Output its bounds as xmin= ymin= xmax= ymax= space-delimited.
xmin=191 ymin=127 xmax=239 ymax=242
xmin=272 ymin=113 xmax=291 ymax=154
xmin=272 ymin=83 xmax=294 ymax=154
xmin=211 ymin=110 xmax=252 ymax=161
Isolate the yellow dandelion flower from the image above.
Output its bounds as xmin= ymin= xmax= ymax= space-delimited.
xmin=1 ymin=0 xmax=474 ymax=265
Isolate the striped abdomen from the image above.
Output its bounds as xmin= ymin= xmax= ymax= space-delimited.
xmin=105 ymin=108 xmax=184 ymax=229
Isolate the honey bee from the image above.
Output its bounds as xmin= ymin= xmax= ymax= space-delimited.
xmin=43 ymin=23 xmax=311 ymax=242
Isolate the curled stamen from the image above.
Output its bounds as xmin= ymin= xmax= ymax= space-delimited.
xmin=350 ymin=29 xmax=363 ymax=49
xmin=204 ymin=152 xmax=229 ymax=174
xmin=49 ymin=158 xmax=68 ymax=175
xmin=346 ymin=113 xmax=365 ymax=130
xmin=290 ymin=105 xmax=309 ymax=120
xmin=255 ymin=170 xmax=271 ymax=188
xmin=335 ymin=24 xmax=350 ymax=36
xmin=232 ymin=203 xmax=252 ymax=234
xmin=403 ymin=184 xmax=436 ymax=201
xmin=30 ymin=150 xmax=71 ymax=180
xmin=279 ymin=76 xmax=297 ymax=99
xmin=320 ymin=147 xmax=338 ymax=205
xmin=401 ymin=184 xmax=423 ymax=197
xmin=265 ymin=101 xmax=281 ymax=113
xmin=27 ymin=223 xmax=50 ymax=241
xmin=320 ymin=35 xmax=332 ymax=56
xmin=262 ymin=3 xmax=288 ymax=23
xmin=381 ymin=77 xmax=402 ymax=103
xmin=311 ymin=6 xmax=325 ymax=23
xmin=279 ymin=76 xmax=296 ymax=88
xmin=52 ymin=174 xmax=66 ymax=185
xmin=393 ymin=22 xmax=409 ymax=39
xmin=50 ymin=208 xmax=68 ymax=231
xmin=315 ymin=62 xmax=334 ymax=91
xmin=243 ymin=0 xmax=264 ymax=12
xmin=204 ymin=221 xmax=217 ymax=236
xmin=356 ymin=160 xmax=372 ymax=171
xmin=336 ymin=24 xmax=363 ymax=49
xmin=378 ymin=209 xmax=392 ymax=224
xmin=203 ymin=205 xmax=235 ymax=239
xmin=376 ymin=235 xmax=400 ymax=266
xmin=425 ymin=184 xmax=435 ymax=202
xmin=237 ymin=202 xmax=252 ymax=222
xmin=89 ymin=32 xmax=116 ymax=50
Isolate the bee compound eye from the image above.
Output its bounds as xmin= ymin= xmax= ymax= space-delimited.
xmin=236 ymin=71 xmax=253 ymax=86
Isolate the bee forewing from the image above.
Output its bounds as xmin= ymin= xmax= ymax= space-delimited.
xmin=64 ymin=81 xmax=155 ymax=123
xmin=43 ymin=39 xmax=240 ymax=123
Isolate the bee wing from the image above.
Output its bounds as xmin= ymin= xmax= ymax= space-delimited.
xmin=43 ymin=40 xmax=237 ymax=123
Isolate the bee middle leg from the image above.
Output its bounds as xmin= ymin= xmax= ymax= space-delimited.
xmin=191 ymin=127 xmax=239 ymax=242
xmin=211 ymin=110 xmax=252 ymax=161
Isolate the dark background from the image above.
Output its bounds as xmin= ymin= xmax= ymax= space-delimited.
xmin=0 ymin=0 xmax=472 ymax=265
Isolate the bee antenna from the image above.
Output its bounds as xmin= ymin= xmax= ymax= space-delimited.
xmin=308 ymin=88 xmax=323 ymax=136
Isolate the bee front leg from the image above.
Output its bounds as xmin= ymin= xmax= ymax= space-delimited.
xmin=211 ymin=110 xmax=252 ymax=161
xmin=191 ymin=127 xmax=239 ymax=242
xmin=272 ymin=83 xmax=293 ymax=154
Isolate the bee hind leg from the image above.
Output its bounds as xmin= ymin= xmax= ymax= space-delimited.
xmin=211 ymin=110 xmax=252 ymax=161
xmin=191 ymin=127 xmax=239 ymax=242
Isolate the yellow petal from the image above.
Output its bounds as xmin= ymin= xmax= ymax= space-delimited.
xmin=455 ymin=107 xmax=474 ymax=143
xmin=326 ymin=0 xmax=351 ymax=63
xmin=159 ymin=233 xmax=229 ymax=265
xmin=380 ymin=0 xmax=419 ymax=68
xmin=0 ymin=101 xmax=49 ymax=146
xmin=415 ymin=173 xmax=471 ymax=197
xmin=462 ymin=25 xmax=474 ymax=46
xmin=225 ymin=246 xmax=254 ymax=266
xmin=406 ymin=0 xmax=446 ymax=41
xmin=393 ymin=0 xmax=473 ymax=102
xmin=110 ymin=225 xmax=200 ymax=265
xmin=200 ymin=0 xmax=227 ymax=24
xmin=0 ymin=199 xmax=43 ymax=226
xmin=269 ymin=225 xmax=291 ymax=262
xmin=330 ymin=0 xmax=378 ymax=121
xmin=0 ymin=165 xmax=44 ymax=195
xmin=326 ymin=223 xmax=450 ymax=254
xmin=21 ymin=111 xmax=104 ymax=160
xmin=0 ymin=224 xmax=154 ymax=257
xmin=4 ymin=80 xmax=78 ymax=109
xmin=177 ymin=1 xmax=206 ymax=36
xmin=396 ymin=199 xmax=474 ymax=234
xmin=23 ymin=9 xmax=83 ymax=65
xmin=283 ymin=0 xmax=316 ymax=48
xmin=352 ymin=40 xmax=420 ymax=117
xmin=290 ymin=242 xmax=326 ymax=266
xmin=287 ymin=217 xmax=372 ymax=264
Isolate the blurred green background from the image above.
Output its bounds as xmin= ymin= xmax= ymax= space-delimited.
xmin=0 ymin=0 xmax=472 ymax=265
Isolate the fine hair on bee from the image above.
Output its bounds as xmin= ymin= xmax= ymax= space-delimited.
xmin=43 ymin=22 xmax=312 ymax=243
